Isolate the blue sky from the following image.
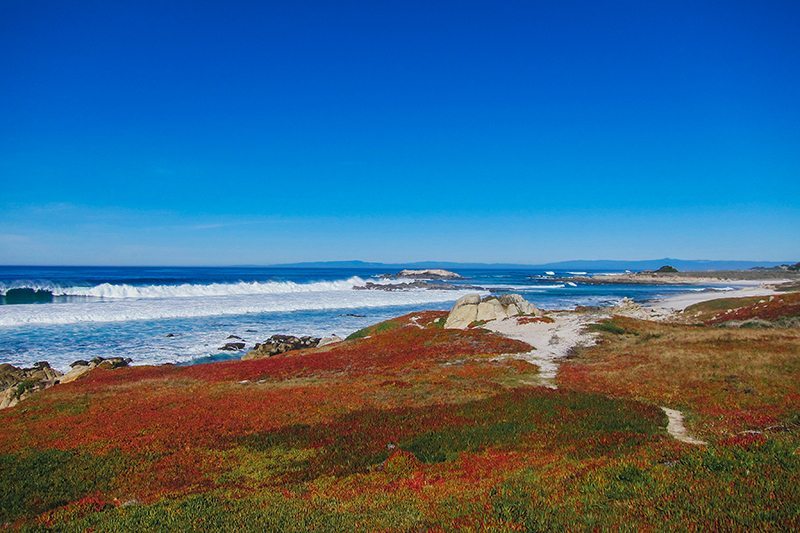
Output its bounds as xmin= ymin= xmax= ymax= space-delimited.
xmin=1 ymin=1 xmax=798 ymax=265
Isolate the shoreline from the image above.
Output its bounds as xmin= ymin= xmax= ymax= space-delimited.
xmin=645 ymin=284 xmax=783 ymax=314
xmin=0 ymin=274 xmax=793 ymax=375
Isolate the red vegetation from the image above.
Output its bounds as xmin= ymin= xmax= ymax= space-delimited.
xmin=703 ymin=292 xmax=800 ymax=325
xmin=516 ymin=316 xmax=555 ymax=325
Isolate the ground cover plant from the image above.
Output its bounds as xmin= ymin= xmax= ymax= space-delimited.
xmin=1 ymin=304 xmax=799 ymax=530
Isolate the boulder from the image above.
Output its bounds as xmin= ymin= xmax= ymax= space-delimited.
xmin=218 ymin=342 xmax=246 ymax=352
xmin=443 ymin=294 xmax=482 ymax=329
xmin=498 ymin=294 xmax=539 ymax=316
xmin=444 ymin=293 xmax=541 ymax=329
xmin=610 ymin=297 xmax=649 ymax=319
xmin=317 ymin=335 xmax=343 ymax=348
xmin=244 ymin=335 xmax=321 ymax=360
xmin=0 ymin=362 xmax=64 ymax=410
xmin=94 ymin=357 xmax=132 ymax=369
xmin=476 ymin=297 xmax=506 ymax=322
xmin=61 ymin=357 xmax=131 ymax=384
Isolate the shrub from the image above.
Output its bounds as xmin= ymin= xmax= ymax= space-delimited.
xmin=589 ymin=321 xmax=628 ymax=335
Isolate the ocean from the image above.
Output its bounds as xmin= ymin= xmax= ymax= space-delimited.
xmin=0 ymin=266 xmax=734 ymax=370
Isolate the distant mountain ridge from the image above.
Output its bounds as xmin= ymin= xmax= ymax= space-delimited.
xmin=269 ymin=258 xmax=791 ymax=272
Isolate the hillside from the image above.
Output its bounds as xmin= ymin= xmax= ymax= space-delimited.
xmin=1 ymin=299 xmax=799 ymax=530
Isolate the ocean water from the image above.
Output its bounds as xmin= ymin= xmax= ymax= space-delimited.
xmin=0 ymin=266 xmax=734 ymax=370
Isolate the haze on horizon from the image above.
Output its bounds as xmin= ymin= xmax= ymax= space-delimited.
xmin=1 ymin=1 xmax=798 ymax=266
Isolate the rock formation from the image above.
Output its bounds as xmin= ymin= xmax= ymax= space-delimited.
xmin=609 ymin=297 xmax=650 ymax=319
xmin=378 ymin=269 xmax=462 ymax=280
xmin=444 ymin=294 xmax=541 ymax=329
xmin=397 ymin=269 xmax=462 ymax=279
xmin=0 ymin=356 xmax=131 ymax=409
xmin=243 ymin=335 xmax=321 ymax=360
xmin=317 ymin=334 xmax=343 ymax=347
xmin=218 ymin=342 xmax=246 ymax=351
xmin=355 ymin=281 xmax=476 ymax=291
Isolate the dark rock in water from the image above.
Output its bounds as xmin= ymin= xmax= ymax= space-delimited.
xmin=219 ymin=342 xmax=246 ymax=351
xmin=341 ymin=313 xmax=367 ymax=318
xmin=244 ymin=335 xmax=321 ymax=360
xmin=226 ymin=335 xmax=244 ymax=340
xmin=165 ymin=333 xmax=177 ymax=338
xmin=70 ymin=360 xmax=90 ymax=368
xmin=355 ymin=281 xmax=484 ymax=292
xmin=245 ymin=329 xmax=258 ymax=333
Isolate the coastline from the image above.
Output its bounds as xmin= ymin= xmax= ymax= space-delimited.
xmin=647 ymin=284 xmax=782 ymax=314
xmin=2 ymin=279 xmax=799 ymax=528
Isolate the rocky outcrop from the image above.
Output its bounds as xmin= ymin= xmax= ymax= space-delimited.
xmin=380 ymin=269 xmax=462 ymax=280
xmin=0 ymin=362 xmax=62 ymax=409
xmin=609 ymin=297 xmax=652 ymax=319
xmin=243 ymin=335 xmax=321 ymax=360
xmin=317 ymin=335 xmax=343 ymax=348
xmin=0 ymin=357 xmax=134 ymax=408
xmin=355 ymin=281 xmax=477 ymax=291
xmin=218 ymin=342 xmax=246 ymax=351
xmin=397 ymin=269 xmax=462 ymax=279
xmin=60 ymin=357 xmax=132 ymax=384
xmin=444 ymin=294 xmax=541 ymax=329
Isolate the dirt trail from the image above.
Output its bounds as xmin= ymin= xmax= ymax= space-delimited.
xmin=484 ymin=311 xmax=602 ymax=388
xmin=661 ymin=407 xmax=707 ymax=445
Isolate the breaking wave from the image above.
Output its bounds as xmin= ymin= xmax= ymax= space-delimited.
xmin=0 ymin=277 xmax=371 ymax=299
xmin=0 ymin=289 xmax=480 ymax=327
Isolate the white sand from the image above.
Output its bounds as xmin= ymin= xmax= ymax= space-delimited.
xmin=484 ymin=311 xmax=604 ymax=388
xmin=484 ymin=311 xmax=714 ymax=443
xmin=648 ymin=285 xmax=780 ymax=315
xmin=661 ymin=407 xmax=707 ymax=445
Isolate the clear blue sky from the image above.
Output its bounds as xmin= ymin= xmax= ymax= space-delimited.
xmin=1 ymin=1 xmax=798 ymax=265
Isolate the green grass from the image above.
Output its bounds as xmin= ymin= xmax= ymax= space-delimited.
xmin=345 ymin=319 xmax=402 ymax=341
xmin=12 ymin=379 xmax=38 ymax=400
xmin=0 ymin=449 xmax=128 ymax=524
xmin=684 ymin=296 xmax=761 ymax=316
xmin=589 ymin=320 xmax=629 ymax=335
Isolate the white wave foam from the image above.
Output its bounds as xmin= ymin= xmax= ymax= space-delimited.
xmin=0 ymin=289 xmax=484 ymax=326
xmin=566 ymin=271 xmax=587 ymax=275
xmin=1 ymin=277 xmax=370 ymax=298
xmin=481 ymin=284 xmax=566 ymax=290
xmin=688 ymin=287 xmax=735 ymax=292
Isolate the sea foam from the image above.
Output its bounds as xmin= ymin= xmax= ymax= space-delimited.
xmin=0 ymin=288 xmax=481 ymax=326
xmin=0 ymin=277 xmax=371 ymax=298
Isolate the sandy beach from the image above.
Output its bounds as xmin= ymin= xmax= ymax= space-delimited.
xmin=648 ymin=285 xmax=781 ymax=313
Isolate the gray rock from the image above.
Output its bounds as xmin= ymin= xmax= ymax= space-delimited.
xmin=317 ymin=335 xmax=343 ymax=347
xmin=0 ymin=362 xmax=64 ymax=410
xmin=218 ymin=342 xmax=246 ymax=351
xmin=244 ymin=334 xmax=321 ymax=360
xmin=444 ymin=293 xmax=541 ymax=329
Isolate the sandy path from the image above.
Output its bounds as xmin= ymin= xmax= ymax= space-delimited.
xmin=661 ymin=407 xmax=707 ymax=445
xmin=484 ymin=311 xmax=603 ymax=388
